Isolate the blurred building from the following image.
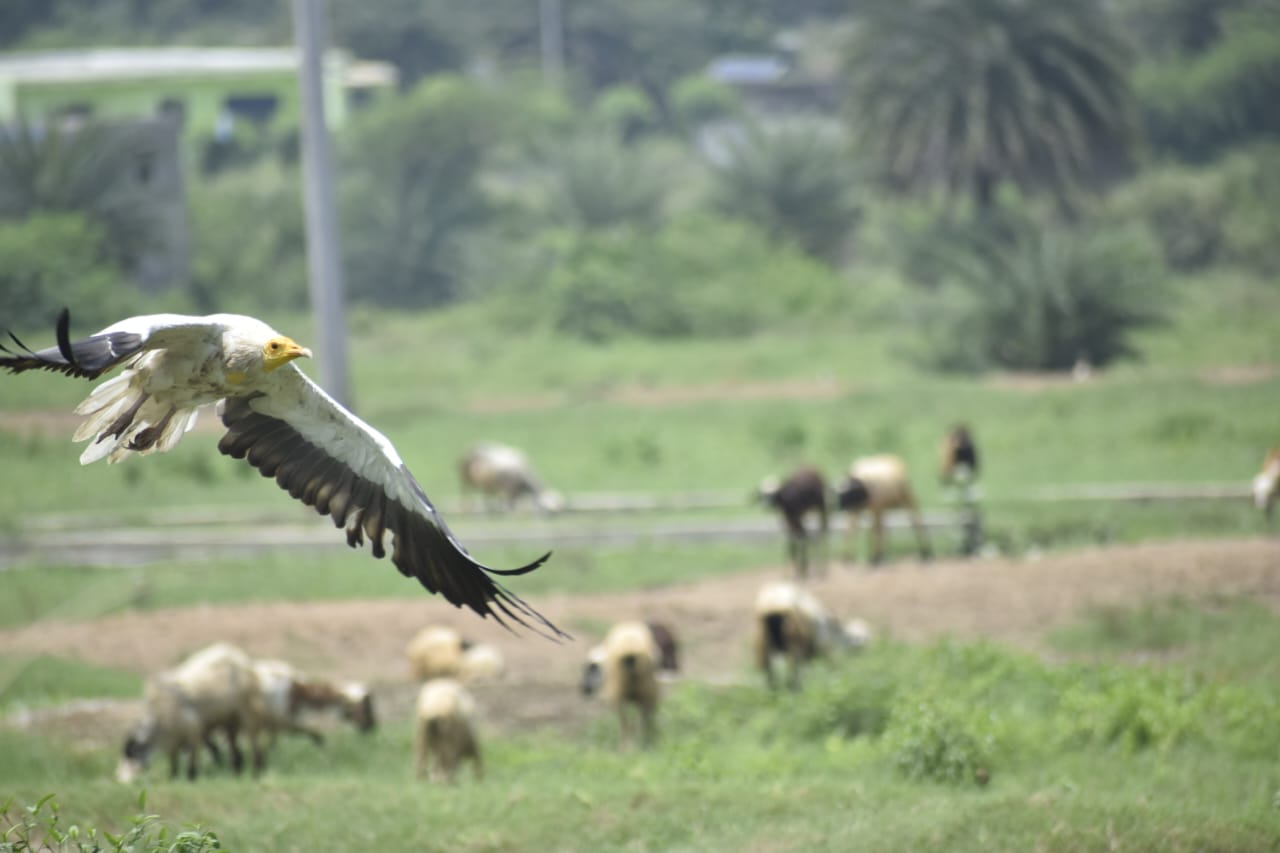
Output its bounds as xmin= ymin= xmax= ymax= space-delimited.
xmin=0 ymin=47 xmax=396 ymax=292
xmin=0 ymin=47 xmax=397 ymax=134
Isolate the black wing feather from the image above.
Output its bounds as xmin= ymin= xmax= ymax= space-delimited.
xmin=0 ymin=309 xmax=145 ymax=380
xmin=218 ymin=397 xmax=564 ymax=639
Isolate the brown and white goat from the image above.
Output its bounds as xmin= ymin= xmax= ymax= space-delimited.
xmin=252 ymin=659 xmax=376 ymax=749
xmin=753 ymin=582 xmax=868 ymax=691
xmin=582 ymin=620 xmax=679 ymax=698
xmin=1254 ymin=447 xmax=1280 ymax=519
xmin=583 ymin=621 xmax=662 ymax=748
xmin=458 ymin=442 xmax=563 ymax=513
xmin=939 ymin=425 xmax=980 ymax=487
xmin=756 ymin=466 xmax=829 ymax=578
xmin=835 ymin=454 xmax=931 ymax=565
xmin=939 ymin=425 xmax=983 ymax=556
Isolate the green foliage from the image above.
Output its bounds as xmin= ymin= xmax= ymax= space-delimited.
xmin=1103 ymin=143 xmax=1280 ymax=274
xmin=568 ymin=0 xmax=715 ymax=124
xmin=1057 ymin=667 xmax=1205 ymax=752
xmin=187 ymin=166 xmax=307 ymax=315
xmin=1137 ymin=6 xmax=1280 ymax=162
xmin=905 ymin=210 xmax=1167 ymax=371
xmin=886 ymin=699 xmax=992 ymax=784
xmin=844 ymin=0 xmax=1136 ymax=211
xmin=0 ymin=213 xmax=141 ymax=331
xmin=0 ymin=794 xmax=220 ymax=852
xmin=339 ymin=76 xmax=558 ymax=309
xmin=591 ymin=86 xmax=660 ymax=142
xmin=0 ymin=121 xmax=165 ymax=281
xmin=670 ymin=74 xmax=743 ymax=130
xmin=543 ymin=131 xmax=669 ymax=230
xmin=540 ymin=214 xmax=849 ymax=341
xmin=710 ymin=124 xmax=861 ymax=264
xmin=331 ymin=0 xmax=466 ymax=89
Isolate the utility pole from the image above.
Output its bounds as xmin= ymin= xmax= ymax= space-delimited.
xmin=539 ymin=0 xmax=564 ymax=85
xmin=290 ymin=0 xmax=352 ymax=408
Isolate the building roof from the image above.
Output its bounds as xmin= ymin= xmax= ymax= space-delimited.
xmin=0 ymin=47 xmax=396 ymax=87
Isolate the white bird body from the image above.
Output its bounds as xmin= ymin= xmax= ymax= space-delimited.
xmin=1 ymin=310 xmax=561 ymax=636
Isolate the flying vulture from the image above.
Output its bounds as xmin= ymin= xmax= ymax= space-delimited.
xmin=0 ymin=310 xmax=564 ymax=638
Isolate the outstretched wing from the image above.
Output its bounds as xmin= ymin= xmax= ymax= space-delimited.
xmin=0 ymin=309 xmax=220 ymax=380
xmin=217 ymin=367 xmax=565 ymax=638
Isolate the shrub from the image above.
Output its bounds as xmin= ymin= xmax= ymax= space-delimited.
xmin=0 ymin=794 xmax=221 ymax=852
xmin=543 ymin=132 xmax=669 ymax=231
xmin=710 ymin=124 xmax=861 ymax=265
xmin=904 ymin=210 xmax=1167 ymax=372
xmin=0 ymin=213 xmax=145 ymax=332
xmin=671 ymin=74 xmax=742 ymax=129
xmin=1138 ymin=8 xmax=1280 ymax=162
xmin=885 ymin=697 xmax=993 ymax=785
xmin=541 ymin=214 xmax=849 ymax=342
xmin=1103 ymin=143 xmax=1280 ymax=275
xmin=592 ymin=85 xmax=660 ymax=142
xmin=187 ymin=166 xmax=307 ymax=315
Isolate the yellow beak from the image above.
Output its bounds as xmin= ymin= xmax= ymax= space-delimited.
xmin=264 ymin=339 xmax=313 ymax=372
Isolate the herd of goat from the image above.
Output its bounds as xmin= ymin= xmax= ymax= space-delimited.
xmin=113 ymin=584 xmax=870 ymax=785
xmin=112 ymin=430 xmax=1279 ymax=784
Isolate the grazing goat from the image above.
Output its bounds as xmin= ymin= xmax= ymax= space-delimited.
xmin=585 ymin=621 xmax=661 ymax=748
xmin=405 ymin=626 xmax=469 ymax=682
xmin=754 ymin=582 xmax=867 ymax=690
xmin=756 ymin=466 xmax=829 ymax=578
xmin=405 ymin=625 xmax=506 ymax=685
xmin=939 ymin=424 xmax=983 ymax=556
xmin=116 ymin=642 xmax=265 ymax=782
xmin=581 ymin=620 xmax=679 ymax=697
xmin=414 ymin=678 xmax=483 ymax=783
xmin=1255 ymin=447 xmax=1280 ymax=518
xmin=458 ymin=442 xmax=563 ymax=513
xmin=836 ymin=454 xmax=931 ymax=565
xmin=939 ymin=425 xmax=979 ymax=487
xmin=252 ymin=659 xmax=376 ymax=749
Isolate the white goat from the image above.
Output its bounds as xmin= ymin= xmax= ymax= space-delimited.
xmin=405 ymin=625 xmax=507 ymax=685
xmin=458 ymin=442 xmax=563 ymax=513
xmin=414 ymin=678 xmax=483 ymax=783
xmin=1254 ymin=447 xmax=1280 ymax=518
xmin=590 ymin=621 xmax=661 ymax=748
xmin=116 ymin=642 xmax=265 ymax=782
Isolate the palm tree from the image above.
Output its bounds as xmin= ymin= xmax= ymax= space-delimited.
xmin=843 ymin=0 xmax=1135 ymax=211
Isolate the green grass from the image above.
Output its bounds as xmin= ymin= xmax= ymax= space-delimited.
xmin=4 ymin=623 xmax=1280 ymax=851
xmin=0 ymin=655 xmax=141 ymax=710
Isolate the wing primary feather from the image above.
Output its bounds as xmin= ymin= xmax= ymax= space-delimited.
xmin=55 ymin=308 xmax=77 ymax=368
xmin=216 ymin=403 xmax=566 ymax=638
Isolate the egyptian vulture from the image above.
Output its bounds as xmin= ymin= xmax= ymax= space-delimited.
xmin=0 ymin=310 xmax=563 ymax=637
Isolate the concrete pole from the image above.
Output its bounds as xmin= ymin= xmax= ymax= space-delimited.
xmin=539 ymin=0 xmax=565 ymax=85
xmin=290 ymin=0 xmax=352 ymax=409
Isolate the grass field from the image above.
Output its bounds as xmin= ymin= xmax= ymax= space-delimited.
xmin=1 ymin=275 xmax=1278 ymax=850
xmin=3 ymin=598 xmax=1280 ymax=851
